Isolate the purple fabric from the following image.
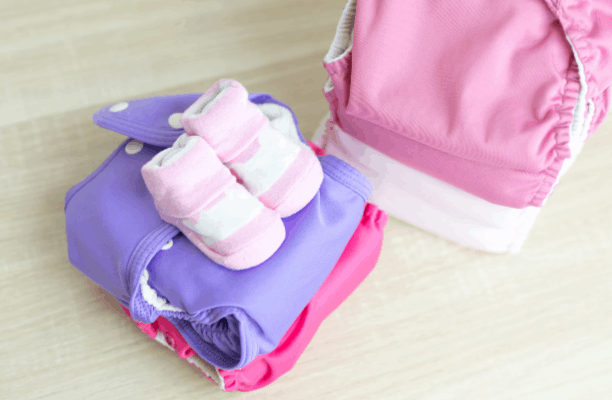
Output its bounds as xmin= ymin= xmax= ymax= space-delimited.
xmin=65 ymin=93 xmax=372 ymax=370
xmin=92 ymin=93 xmax=308 ymax=148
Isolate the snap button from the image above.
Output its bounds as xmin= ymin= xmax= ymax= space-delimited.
xmin=110 ymin=102 xmax=129 ymax=112
xmin=161 ymin=239 xmax=173 ymax=250
xmin=125 ymin=140 xmax=143 ymax=154
xmin=168 ymin=113 xmax=183 ymax=129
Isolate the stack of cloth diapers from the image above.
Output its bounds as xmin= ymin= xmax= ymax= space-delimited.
xmin=64 ymin=79 xmax=388 ymax=391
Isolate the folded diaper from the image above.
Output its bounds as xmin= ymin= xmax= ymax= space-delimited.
xmin=122 ymin=201 xmax=388 ymax=392
xmin=65 ymin=92 xmax=373 ymax=370
xmin=319 ymin=0 xmax=612 ymax=252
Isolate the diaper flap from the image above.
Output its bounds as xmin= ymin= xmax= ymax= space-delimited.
xmin=93 ymin=93 xmax=307 ymax=148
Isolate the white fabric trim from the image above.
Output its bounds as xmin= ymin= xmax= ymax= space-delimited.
xmin=146 ymin=133 xmax=199 ymax=168
xmin=182 ymin=80 xmax=244 ymax=120
xmin=582 ymin=99 xmax=596 ymax=141
xmin=140 ymin=270 xmax=183 ymax=312
xmin=182 ymin=187 xmax=264 ymax=245
xmin=313 ymin=111 xmax=589 ymax=253
xmin=324 ymin=77 xmax=334 ymax=94
xmin=258 ymin=103 xmax=303 ymax=145
xmin=161 ymin=239 xmax=173 ymax=250
xmin=566 ymin=35 xmax=589 ymax=142
xmin=313 ymin=118 xmax=543 ymax=253
xmin=153 ymin=330 xmax=176 ymax=350
xmin=542 ymin=101 xmax=592 ymax=206
xmin=153 ymin=331 xmax=225 ymax=390
xmin=228 ymin=126 xmax=301 ymax=197
xmin=542 ymin=37 xmax=595 ymax=204
xmin=186 ymin=355 xmax=224 ymax=391
xmin=323 ymin=0 xmax=356 ymax=65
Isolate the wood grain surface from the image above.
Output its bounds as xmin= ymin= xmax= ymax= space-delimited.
xmin=1 ymin=1 xmax=611 ymax=399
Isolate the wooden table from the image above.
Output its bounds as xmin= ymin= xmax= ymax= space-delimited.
xmin=2 ymin=1 xmax=611 ymax=399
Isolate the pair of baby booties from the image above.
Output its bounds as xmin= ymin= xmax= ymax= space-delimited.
xmin=141 ymin=79 xmax=323 ymax=270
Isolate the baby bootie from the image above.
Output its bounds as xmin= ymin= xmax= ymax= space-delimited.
xmin=180 ymin=79 xmax=324 ymax=218
xmin=141 ymin=133 xmax=286 ymax=270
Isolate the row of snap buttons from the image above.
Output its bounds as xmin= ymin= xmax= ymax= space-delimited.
xmin=111 ymin=101 xmax=178 ymax=253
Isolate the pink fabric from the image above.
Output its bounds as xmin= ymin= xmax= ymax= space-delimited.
xmin=195 ymin=210 xmax=285 ymax=258
xmin=202 ymin=191 xmax=226 ymax=211
xmin=231 ymin=139 xmax=262 ymax=164
xmin=167 ymin=204 xmax=285 ymax=271
xmin=256 ymin=147 xmax=324 ymax=217
xmin=181 ymin=79 xmax=268 ymax=162
xmin=122 ymin=307 xmax=195 ymax=359
xmin=181 ymin=79 xmax=323 ymax=218
xmin=141 ymin=134 xmax=285 ymax=270
xmin=219 ymin=202 xmax=387 ymax=392
xmin=545 ymin=0 xmax=612 ymax=115
xmin=324 ymin=0 xmax=612 ymax=208
xmin=141 ymin=135 xmax=234 ymax=218
xmin=122 ymin=142 xmax=388 ymax=392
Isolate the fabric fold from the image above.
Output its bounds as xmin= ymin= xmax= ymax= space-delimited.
xmin=121 ymin=201 xmax=388 ymax=392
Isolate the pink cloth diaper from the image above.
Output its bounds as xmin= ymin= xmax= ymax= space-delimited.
xmin=181 ymin=79 xmax=324 ymax=217
xmin=141 ymin=133 xmax=285 ymax=270
xmin=322 ymin=0 xmax=612 ymax=210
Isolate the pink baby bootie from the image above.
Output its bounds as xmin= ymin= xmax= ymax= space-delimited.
xmin=141 ymin=133 xmax=286 ymax=270
xmin=180 ymin=79 xmax=324 ymax=218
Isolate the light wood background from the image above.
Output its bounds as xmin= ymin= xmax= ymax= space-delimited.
xmin=2 ymin=1 xmax=611 ymax=399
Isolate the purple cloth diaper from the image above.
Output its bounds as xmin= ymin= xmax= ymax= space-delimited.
xmin=64 ymin=93 xmax=372 ymax=370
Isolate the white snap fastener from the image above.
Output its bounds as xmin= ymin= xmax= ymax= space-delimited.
xmin=161 ymin=239 xmax=173 ymax=250
xmin=110 ymin=102 xmax=129 ymax=112
xmin=168 ymin=113 xmax=183 ymax=129
xmin=125 ymin=140 xmax=143 ymax=154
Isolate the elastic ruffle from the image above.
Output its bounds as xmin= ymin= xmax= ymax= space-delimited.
xmin=531 ymin=57 xmax=579 ymax=206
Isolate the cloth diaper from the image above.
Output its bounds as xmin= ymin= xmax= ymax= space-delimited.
xmin=318 ymin=0 xmax=612 ymax=252
xmin=65 ymin=92 xmax=373 ymax=370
